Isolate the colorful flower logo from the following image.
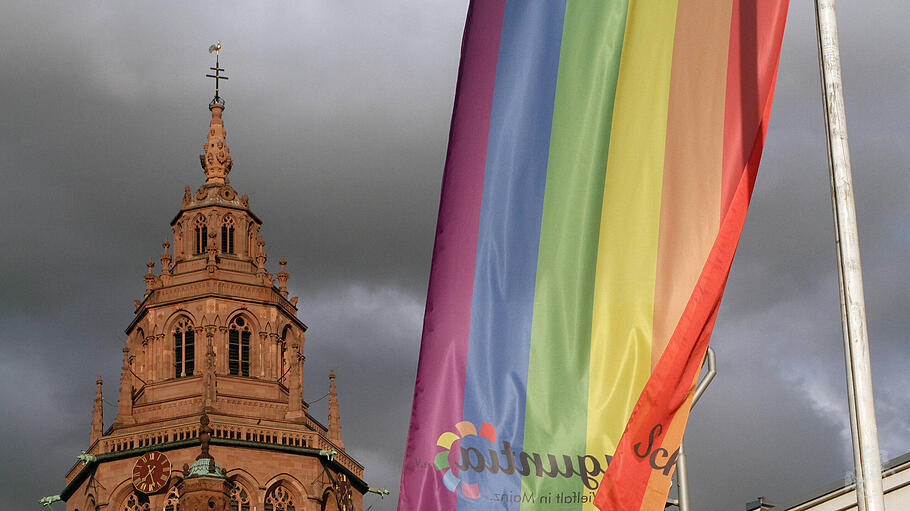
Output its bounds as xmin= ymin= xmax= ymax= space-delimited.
xmin=434 ymin=421 xmax=497 ymax=499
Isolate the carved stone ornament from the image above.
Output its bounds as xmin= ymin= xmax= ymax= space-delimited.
xmin=201 ymin=103 xmax=233 ymax=186
xmin=220 ymin=185 xmax=236 ymax=201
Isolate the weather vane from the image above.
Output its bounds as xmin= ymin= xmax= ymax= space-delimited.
xmin=206 ymin=41 xmax=229 ymax=105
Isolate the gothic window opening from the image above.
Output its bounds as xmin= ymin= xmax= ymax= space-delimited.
xmin=229 ymin=316 xmax=251 ymax=377
xmin=164 ymin=486 xmax=180 ymax=511
xmin=222 ymin=215 xmax=235 ymax=254
xmin=122 ymin=493 xmax=150 ymax=511
xmin=230 ymin=480 xmax=252 ymax=511
xmin=174 ymin=319 xmax=195 ymax=378
xmin=264 ymin=485 xmax=296 ymax=511
xmin=194 ymin=215 xmax=207 ymax=254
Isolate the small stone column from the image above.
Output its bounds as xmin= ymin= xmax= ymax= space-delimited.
xmin=328 ymin=370 xmax=344 ymax=450
xmin=90 ymin=377 xmax=103 ymax=445
xmin=206 ymin=232 xmax=218 ymax=273
xmin=114 ymin=347 xmax=134 ymax=426
xmin=285 ymin=341 xmax=304 ymax=421
xmin=157 ymin=333 xmax=167 ymax=381
xmin=220 ymin=326 xmax=230 ymax=374
xmin=255 ymin=332 xmax=268 ymax=378
xmin=203 ymin=326 xmax=217 ymax=411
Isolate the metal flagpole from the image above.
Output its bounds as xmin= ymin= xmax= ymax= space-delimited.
xmin=815 ymin=4 xmax=868 ymax=508
xmin=813 ymin=2 xmax=885 ymax=510
xmin=834 ymin=181 xmax=867 ymax=511
xmin=675 ymin=347 xmax=716 ymax=511
xmin=819 ymin=17 xmax=867 ymax=508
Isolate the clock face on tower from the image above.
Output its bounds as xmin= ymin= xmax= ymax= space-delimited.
xmin=131 ymin=451 xmax=172 ymax=494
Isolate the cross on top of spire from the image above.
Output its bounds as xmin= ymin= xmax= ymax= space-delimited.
xmin=201 ymin=41 xmax=233 ymax=186
xmin=206 ymin=41 xmax=229 ymax=106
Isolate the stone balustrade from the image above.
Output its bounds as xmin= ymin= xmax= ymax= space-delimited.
xmin=98 ymin=419 xmax=362 ymax=477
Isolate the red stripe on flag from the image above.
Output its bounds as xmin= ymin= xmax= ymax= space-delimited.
xmin=721 ymin=0 xmax=791 ymax=216
xmin=594 ymin=1 xmax=788 ymax=509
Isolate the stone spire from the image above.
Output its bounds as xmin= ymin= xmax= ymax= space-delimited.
xmin=144 ymin=258 xmax=158 ymax=295
xmin=200 ymin=102 xmax=233 ymax=186
xmin=277 ymin=257 xmax=289 ymax=297
xmin=328 ymin=370 xmax=344 ymax=449
xmin=114 ymin=347 xmax=134 ymax=426
xmin=90 ymin=377 xmax=103 ymax=445
xmin=160 ymin=239 xmax=172 ymax=277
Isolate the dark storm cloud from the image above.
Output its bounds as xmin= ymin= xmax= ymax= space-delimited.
xmin=0 ymin=2 xmax=465 ymax=508
xmin=0 ymin=2 xmax=907 ymax=510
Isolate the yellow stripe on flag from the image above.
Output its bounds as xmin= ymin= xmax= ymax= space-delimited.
xmin=585 ymin=2 xmax=680 ymax=505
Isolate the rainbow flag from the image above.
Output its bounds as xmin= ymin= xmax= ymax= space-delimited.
xmin=399 ymin=1 xmax=789 ymax=510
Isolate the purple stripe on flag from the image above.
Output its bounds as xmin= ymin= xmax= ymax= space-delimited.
xmin=398 ymin=2 xmax=507 ymax=510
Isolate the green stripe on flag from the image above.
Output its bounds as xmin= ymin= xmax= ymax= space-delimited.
xmin=522 ymin=0 xmax=630 ymax=506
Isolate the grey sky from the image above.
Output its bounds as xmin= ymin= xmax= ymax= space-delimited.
xmin=0 ymin=2 xmax=907 ymax=510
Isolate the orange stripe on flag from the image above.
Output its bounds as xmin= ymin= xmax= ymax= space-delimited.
xmin=651 ymin=0 xmax=731 ymax=370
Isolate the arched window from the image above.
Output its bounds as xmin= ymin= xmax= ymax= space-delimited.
xmin=122 ymin=492 xmax=150 ymax=511
xmin=222 ymin=215 xmax=235 ymax=254
xmin=264 ymin=485 xmax=296 ymax=511
xmin=229 ymin=317 xmax=251 ymax=377
xmin=164 ymin=486 xmax=180 ymax=511
xmin=230 ymin=480 xmax=252 ymax=511
xmin=174 ymin=318 xmax=195 ymax=378
xmin=194 ymin=215 xmax=207 ymax=254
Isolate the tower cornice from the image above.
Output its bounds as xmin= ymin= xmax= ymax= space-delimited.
xmin=171 ymin=201 xmax=262 ymax=227
xmin=126 ymin=283 xmax=306 ymax=335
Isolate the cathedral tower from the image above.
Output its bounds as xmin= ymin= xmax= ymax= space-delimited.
xmin=58 ymin=49 xmax=365 ymax=511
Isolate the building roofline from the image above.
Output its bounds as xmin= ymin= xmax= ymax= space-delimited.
xmin=782 ymin=451 xmax=910 ymax=510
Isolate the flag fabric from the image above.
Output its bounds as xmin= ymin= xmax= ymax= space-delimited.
xmin=399 ymin=1 xmax=789 ymax=510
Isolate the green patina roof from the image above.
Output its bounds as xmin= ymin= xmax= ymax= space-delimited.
xmin=185 ymin=457 xmax=225 ymax=479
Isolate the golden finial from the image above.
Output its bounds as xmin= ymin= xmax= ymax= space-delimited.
xmin=205 ymin=41 xmax=228 ymax=105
